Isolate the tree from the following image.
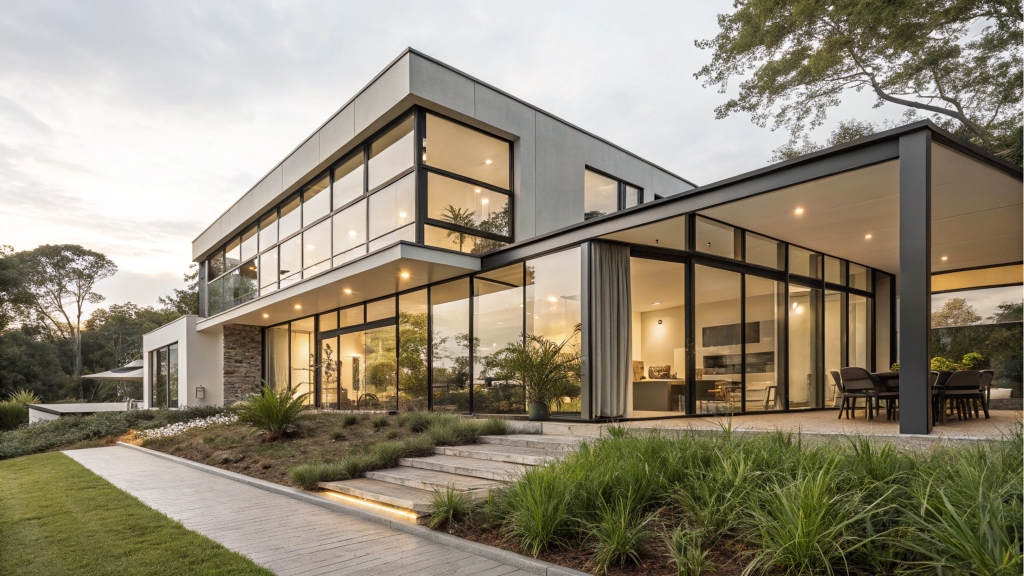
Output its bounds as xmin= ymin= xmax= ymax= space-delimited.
xmin=932 ymin=297 xmax=982 ymax=327
xmin=696 ymin=0 xmax=1023 ymax=165
xmin=159 ymin=264 xmax=200 ymax=316
xmin=0 ymin=245 xmax=19 ymax=331
xmin=989 ymin=301 xmax=1024 ymax=323
xmin=10 ymin=245 xmax=117 ymax=397
xmin=0 ymin=327 xmax=68 ymax=402
xmin=439 ymin=205 xmax=476 ymax=252
xmin=84 ymin=303 xmax=178 ymax=369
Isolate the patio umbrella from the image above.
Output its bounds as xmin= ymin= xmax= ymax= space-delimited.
xmin=82 ymin=359 xmax=144 ymax=382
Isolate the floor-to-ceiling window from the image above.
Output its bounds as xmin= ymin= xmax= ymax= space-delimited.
xmin=629 ymin=257 xmax=687 ymax=415
xmin=290 ymin=317 xmax=315 ymax=404
xmin=695 ymin=265 xmax=744 ymax=413
xmin=526 ymin=247 xmax=582 ymax=414
xmin=849 ymin=294 xmax=872 ymax=369
xmin=473 ymin=265 xmax=526 ymax=414
xmin=745 ymin=275 xmax=784 ymax=412
xmin=398 ymin=290 xmax=429 ymax=411
xmin=149 ymin=343 xmax=178 ymax=409
xmin=824 ymin=290 xmax=845 ymax=407
xmin=788 ymin=284 xmax=822 ymax=409
xmin=431 ymin=279 xmax=471 ymax=412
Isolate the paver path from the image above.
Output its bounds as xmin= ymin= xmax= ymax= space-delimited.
xmin=65 ymin=446 xmax=535 ymax=576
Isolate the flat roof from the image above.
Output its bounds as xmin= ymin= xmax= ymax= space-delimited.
xmin=27 ymin=403 xmax=130 ymax=416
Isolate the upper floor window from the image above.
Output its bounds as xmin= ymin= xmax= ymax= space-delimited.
xmin=424 ymin=114 xmax=509 ymax=189
xmin=368 ymin=115 xmax=414 ymax=191
xmin=584 ymin=168 xmax=643 ymax=220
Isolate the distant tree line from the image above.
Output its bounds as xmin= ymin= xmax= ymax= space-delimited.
xmin=0 ymin=244 xmax=197 ymax=402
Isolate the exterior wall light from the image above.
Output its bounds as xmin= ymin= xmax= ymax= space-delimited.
xmin=195 ymin=385 xmax=205 ymax=399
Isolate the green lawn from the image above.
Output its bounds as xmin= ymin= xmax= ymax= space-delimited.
xmin=0 ymin=452 xmax=274 ymax=576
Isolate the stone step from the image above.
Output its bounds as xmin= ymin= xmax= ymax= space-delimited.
xmin=477 ymin=434 xmax=581 ymax=451
xmin=364 ymin=466 xmax=504 ymax=494
xmin=434 ymin=443 xmax=564 ymax=466
xmin=319 ymin=478 xmax=434 ymax=517
xmin=398 ymin=454 xmax=531 ymax=481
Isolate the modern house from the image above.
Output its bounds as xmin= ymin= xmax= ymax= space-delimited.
xmin=142 ymin=48 xmax=1023 ymax=435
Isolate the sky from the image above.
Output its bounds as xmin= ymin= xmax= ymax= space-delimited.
xmin=0 ymin=1 xmax=909 ymax=317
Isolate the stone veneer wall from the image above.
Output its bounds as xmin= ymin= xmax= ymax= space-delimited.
xmin=223 ymin=325 xmax=262 ymax=404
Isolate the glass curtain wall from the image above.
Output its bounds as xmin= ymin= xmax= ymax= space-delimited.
xmin=694 ymin=265 xmax=743 ymax=413
xmin=290 ymin=318 xmax=315 ymax=405
xmin=398 ymin=290 xmax=429 ymax=411
xmin=824 ymin=290 xmax=846 ymax=406
xmin=526 ymin=247 xmax=582 ymax=414
xmin=629 ymin=258 xmax=687 ymax=415
xmin=788 ymin=284 xmax=823 ymax=409
xmin=744 ymin=276 xmax=783 ymax=412
xmin=473 ymin=265 xmax=526 ymax=415
xmin=431 ymin=279 xmax=471 ymax=412
xmin=149 ymin=343 xmax=178 ymax=409
xmin=849 ymin=294 xmax=872 ymax=369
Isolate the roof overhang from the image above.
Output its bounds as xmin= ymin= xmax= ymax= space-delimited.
xmin=196 ymin=242 xmax=480 ymax=330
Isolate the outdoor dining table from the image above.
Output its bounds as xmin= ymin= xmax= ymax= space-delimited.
xmin=871 ymin=371 xmax=900 ymax=420
xmin=872 ymin=371 xmax=900 ymax=391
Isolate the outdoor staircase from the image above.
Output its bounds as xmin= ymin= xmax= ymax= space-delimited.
xmin=318 ymin=434 xmax=581 ymax=522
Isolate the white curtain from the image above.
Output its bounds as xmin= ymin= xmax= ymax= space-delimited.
xmin=589 ymin=242 xmax=631 ymax=418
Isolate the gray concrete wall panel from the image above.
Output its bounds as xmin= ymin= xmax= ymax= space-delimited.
xmin=319 ymin=105 xmax=354 ymax=163
xmin=282 ymin=135 xmax=321 ymax=192
xmin=409 ymin=54 xmax=476 ymax=118
xmin=353 ymin=53 xmax=410 ymax=135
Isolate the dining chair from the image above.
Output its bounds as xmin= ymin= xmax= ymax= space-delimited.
xmin=837 ymin=368 xmax=876 ymax=420
xmin=935 ymin=371 xmax=983 ymax=423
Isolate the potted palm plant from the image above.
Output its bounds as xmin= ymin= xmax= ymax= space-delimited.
xmin=490 ymin=333 xmax=580 ymax=421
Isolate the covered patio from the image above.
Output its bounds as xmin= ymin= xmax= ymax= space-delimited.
xmin=497 ymin=120 xmax=1022 ymax=433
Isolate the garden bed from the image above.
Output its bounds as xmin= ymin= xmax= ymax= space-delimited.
xmin=432 ymin=426 xmax=1024 ymax=575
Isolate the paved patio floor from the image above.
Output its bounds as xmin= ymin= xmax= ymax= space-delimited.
xmin=545 ymin=408 xmax=1022 ymax=445
xmin=64 ymin=446 xmax=539 ymax=576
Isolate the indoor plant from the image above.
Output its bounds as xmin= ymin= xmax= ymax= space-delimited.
xmin=491 ymin=333 xmax=580 ymax=421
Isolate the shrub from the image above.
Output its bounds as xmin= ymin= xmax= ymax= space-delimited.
xmin=290 ymin=462 xmax=352 ymax=490
xmin=477 ymin=417 xmax=508 ymax=436
xmin=7 ymin=389 xmax=41 ymax=406
xmin=401 ymin=410 xmax=433 ymax=433
xmin=497 ymin=464 xmax=575 ymax=557
xmin=0 ymin=401 xmax=27 ymax=431
xmin=585 ymin=494 xmax=659 ymax=572
xmin=330 ymin=430 xmax=346 ymax=441
xmin=0 ymin=406 xmax=225 ymax=460
xmin=425 ymin=414 xmax=483 ymax=446
xmin=341 ymin=413 xmax=359 ymax=427
xmin=370 ymin=414 xmax=389 ymax=429
xmin=666 ymin=526 xmax=713 ymax=576
xmin=428 ymin=487 xmax=473 ymax=530
xmin=234 ymin=385 xmax=309 ymax=441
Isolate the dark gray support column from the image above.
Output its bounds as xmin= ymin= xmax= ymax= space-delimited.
xmin=579 ymin=241 xmax=594 ymax=421
xmin=898 ymin=130 xmax=932 ymax=434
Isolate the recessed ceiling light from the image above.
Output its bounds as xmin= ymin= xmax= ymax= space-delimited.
xmin=474 ymin=188 xmax=481 ymax=193
xmin=294 ymin=304 xmax=302 ymax=310
xmin=307 ymin=245 xmax=315 ymax=249
xmin=399 ymin=212 xmax=407 ymax=218
xmin=262 ymin=313 xmax=269 ymax=318
xmin=792 ymin=302 xmax=799 ymax=310
xmin=484 ymin=159 xmax=493 ymax=165
xmin=400 ymin=272 xmax=410 ymax=279
xmin=348 ymin=230 xmax=357 ymax=237
xmin=864 ymin=234 xmax=872 ymax=239
xmin=941 ymin=256 xmax=948 ymax=261
xmin=547 ymin=296 xmax=558 ymax=302
xmin=794 ymin=207 xmax=805 ymax=215
xmin=481 ymin=198 xmax=489 ymax=205
xmin=652 ymin=302 xmax=661 ymax=306
xmin=343 ymin=288 xmax=352 ymax=294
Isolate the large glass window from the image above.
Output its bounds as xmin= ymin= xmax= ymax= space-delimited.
xmin=259 ymin=211 xmax=278 ymax=252
xmin=302 ymin=175 xmax=330 ymax=227
xmin=290 ymin=318 xmax=315 ymax=405
xmin=629 ymin=258 xmax=687 ymax=415
xmin=424 ymin=113 xmax=510 ymax=189
xmin=240 ymin=225 xmax=258 ymax=262
xmin=849 ymin=294 xmax=872 ymax=369
xmin=789 ymin=246 xmax=822 ymax=279
xmin=368 ymin=173 xmax=415 ymax=241
xmin=168 ymin=343 xmax=178 ymax=408
xmin=259 ymin=250 xmax=278 ymax=293
xmin=474 ymin=265 xmax=526 ymax=415
xmin=340 ymin=305 xmax=364 ymax=328
xmin=431 ymin=279 xmax=471 ymax=413
xmin=225 ymin=236 xmax=241 ymax=271
xmin=695 ymin=265 xmax=743 ymax=414
xmin=696 ymin=216 xmax=738 ymax=259
xmin=368 ymin=115 xmax=414 ymax=190
xmin=825 ymin=290 xmax=845 ymax=407
xmin=266 ymin=325 xmax=289 ymax=390
xmin=398 ymin=290 xmax=429 ymax=412
xmin=849 ymin=263 xmax=869 ymax=290
xmin=525 ymin=247 xmax=582 ymax=414
xmin=149 ymin=343 xmax=178 ymax=409
xmin=824 ymin=256 xmax=844 ymax=285
xmin=332 ymin=200 xmax=366 ymax=256
xmin=745 ymin=232 xmax=782 ymax=270
xmin=208 ymin=250 xmax=225 ymax=279
xmin=333 ymin=152 xmax=364 ymax=209
xmin=320 ymin=334 xmax=341 ymax=409
xmin=424 ymin=224 xmax=507 ymax=254
xmin=367 ymin=297 xmax=396 ymax=322
xmin=278 ymin=236 xmax=302 ymax=288
xmin=624 ymin=185 xmax=641 ymax=209
xmin=368 ymin=224 xmax=415 ymax=252
xmin=745 ymin=275 xmax=783 ymax=412
xmin=788 ymin=284 xmax=822 ymax=409
xmin=427 ymin=173 xmax=510 ymax=237
xmin=584 ymin=169 xmax=618 ymax=220
xmin=278 ymin=195 xmax=301 ymax=240
xmin=363 ymin=325 xmax=398 ymax=411
xmin=302 ymin=219 xmax=331 ymax=277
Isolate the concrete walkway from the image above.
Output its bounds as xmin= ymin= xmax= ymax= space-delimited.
xmin=64 ymin=446 xmax=542 ymax=576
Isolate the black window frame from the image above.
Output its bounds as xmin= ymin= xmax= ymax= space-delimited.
xmin=583 ymin=166 xmax=646 ymax=220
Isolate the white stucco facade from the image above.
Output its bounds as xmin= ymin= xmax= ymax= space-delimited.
xmin=142 ymin=315 xmax=224 ymax=408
